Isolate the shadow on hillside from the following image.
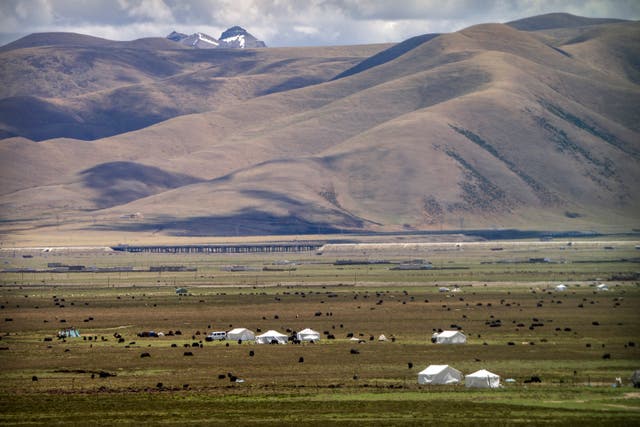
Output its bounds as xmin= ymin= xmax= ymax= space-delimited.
xmin=0 ymin=94 xmax=182 ymax=141
xmin=80 ymin=161 xmax=202 ymax=208
xmin=332 ymin=33 xmax=440 ymax=80
xmin=90 ymin=209 xmax=362 ymax=236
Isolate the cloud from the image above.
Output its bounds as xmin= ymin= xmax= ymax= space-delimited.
xmin=1 ymin=0 xmax=639 ymax=47
xmin=118 ymin=0 xmax=175 ymax=22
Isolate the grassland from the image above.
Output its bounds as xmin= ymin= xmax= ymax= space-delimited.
xmin=0 ymin=238 xmax=639 ymax=425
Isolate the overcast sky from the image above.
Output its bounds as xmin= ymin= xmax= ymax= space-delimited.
xmin=1 ymin=0 xmax=638 ymax=47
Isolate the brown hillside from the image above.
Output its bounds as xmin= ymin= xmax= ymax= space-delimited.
xmin=0 ymin=19 xmax=638 ymax=240
xmin=0 ymin=37 xmax=388 ymax=140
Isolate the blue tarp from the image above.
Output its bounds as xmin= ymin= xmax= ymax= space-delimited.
xmin=58 ymin=328 xmax=80 ymax=338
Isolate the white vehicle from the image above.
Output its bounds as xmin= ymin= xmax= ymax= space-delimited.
xmin=207 ymin=331 xmax=227 ymax=341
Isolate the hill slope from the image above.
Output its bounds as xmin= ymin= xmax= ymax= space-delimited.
xmin=0 ymin=16 xmax=638 ymax=239
xmin=0 ymin=35 xmax=387 ymax=140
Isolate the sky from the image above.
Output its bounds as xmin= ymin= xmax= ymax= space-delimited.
xmin=1 ymin=0 xmax=639 ymax=47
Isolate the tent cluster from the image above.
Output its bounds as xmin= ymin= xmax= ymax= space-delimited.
xmin=417 ymin=364 xmax=501 ymax=388
xmin=255 ymin=328 xmax=322 ymax=344
xmin=209 ymin=327 xmax=321 ymax=344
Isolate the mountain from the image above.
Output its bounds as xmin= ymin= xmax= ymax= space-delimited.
xmin=0 ymin=14 xmax=639 ymax=242
xmin=219 ymin=26 xmax=267 ymax=48
xmin=175 ymin=32 xmax=221 ymax=48
xmin=166 ymin=31 xmax=188 ymax=42
xmin=0 ymin=35 xmax=385 ymax=140
xmin=507 ymin=12 xmax=626 ymax=31
xmin=165 ymin=26 xmax=266 ymax=49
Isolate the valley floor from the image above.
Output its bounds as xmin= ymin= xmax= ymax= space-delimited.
xmin=0 ymin=238 xmax=639 ymax=425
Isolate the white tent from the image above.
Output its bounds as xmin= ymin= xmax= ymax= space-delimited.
xmin=58 ymin=328 xmax=80 ymax=338
xmin=255 ymin=330 xmax=288 ymax=344
xmin=555 ymin=284 xmax=567 ymax=292
xmin=296 ymin=328 xmax=321 ymax=342
xmin=227 ymin=328 xmax=255 ymax=342
xmin=418 ymin=365 xmax=463 ymax=385
xmin=465 ymin=369 xmax=500 ymax=388
xmin=432 ymin=330 xmax=466 ymax=344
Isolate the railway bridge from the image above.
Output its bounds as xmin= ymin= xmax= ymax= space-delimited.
xmin=111 ymin=242 xmax=324 ymax=254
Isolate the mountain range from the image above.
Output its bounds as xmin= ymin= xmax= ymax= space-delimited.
xmin=167 ymin=26 xmax=267 ymax=49
xmin=0 ymin=13 xmax=638 ymax=242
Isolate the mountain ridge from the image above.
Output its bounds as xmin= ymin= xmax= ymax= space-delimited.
xmin=166 ymin=26 xmax=267 ymax=49
xmin=0 ymin=13 xmax=638 ymax=239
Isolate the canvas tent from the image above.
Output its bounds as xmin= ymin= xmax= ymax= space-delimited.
xmin=432 ymin=330 xmax=466 ymax=344
xmin=58 ymin=328 xmax=80 ymax=338
xmin=296 ymin=328 xmax=321 ymax=342
xmin=418 ymin=365 xmax=463 ymax=385
xmin=465 ymin=369 xmax=500 ymax=388
xmin=255 ymin=330 xmax=288 ymax=344
xmin=227 ymin=328 xmax=255 ymax=342
xmin=555 ymin=284 xmax=567 ymax=291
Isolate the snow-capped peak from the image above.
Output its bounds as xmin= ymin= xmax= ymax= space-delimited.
xmin=220 ymin=33 xmax=245 ymax=48
xmin=166 ymin=27 xmax=266 ymax=49
xmin=181 ymin=32 xmax=219 ymax=48
xmin=219 ymin=26 xmax=266 ymax=48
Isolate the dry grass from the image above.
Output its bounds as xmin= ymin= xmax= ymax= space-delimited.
xmin=1 ymin=239 xmax=639 ymax=423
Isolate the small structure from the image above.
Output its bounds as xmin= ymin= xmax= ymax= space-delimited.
xmin=555 ymin=284 xmax=568 ymax=292
xmin=175 ymin=287 xmax=188 ymax=295
xmin=630 ymin=370 xmax=640 ymax=388
xmin=227 ymin=328 xmax=255 ymax=342
xmin=255 ymin=330 xmax=288 ymax=344
xmin=596 ymin=283 xmax=609 ymax=291
xmin=465 ymin=369 xmax=500 ymax=388
xmin=418 ymin=365 xmax=463 ymax=385
xmin=296 ymin=328 xmax=321 ymax=342
xmin=432 ymin=330 xmax=466 ymax=344
xmin=391 ymin=260 xmax=433 ymax=270
xmin=58 ymin=328 xmax=80 ymax=338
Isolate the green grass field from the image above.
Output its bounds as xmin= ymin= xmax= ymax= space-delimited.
xmin=1 ymin=239 xmax=639 ymax=425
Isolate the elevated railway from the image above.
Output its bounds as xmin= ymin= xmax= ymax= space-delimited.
xmin=111 ymin=242 xmax=324 ymax=254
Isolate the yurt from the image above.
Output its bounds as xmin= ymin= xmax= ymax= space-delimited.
xmin=227 ymin=328 xmax=255 ymax=342
xmin=418 ymin=365 xmax=463 ymax=385
xmin=465 ymin=369 xmax=500 ymax=388
xmin=296 ymin=328 xmax=321 ymax=342
xmin=255 ymin=330 xmax=288 ymax=344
